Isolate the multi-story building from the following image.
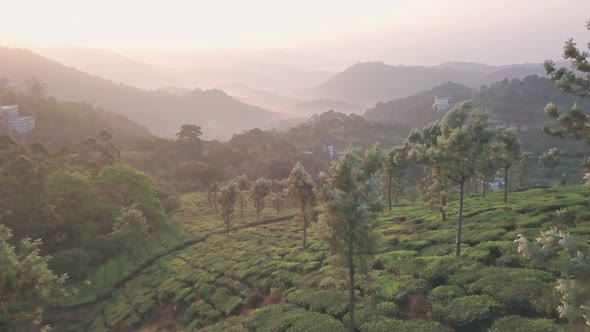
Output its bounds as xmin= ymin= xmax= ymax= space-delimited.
xmin=0 ymin=104 xmax=36 ymax=135
xmin=433 ymin=96 xmax=451 ymax=112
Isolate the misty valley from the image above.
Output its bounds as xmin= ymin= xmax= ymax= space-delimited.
xmin=1 ymin=4 xmax=590 ymax=332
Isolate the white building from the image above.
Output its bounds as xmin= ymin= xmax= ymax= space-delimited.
xmin=433 ymin=96 xmax=451 ymax=112
xmin=0 ymin=104 xmax=36 ymax=135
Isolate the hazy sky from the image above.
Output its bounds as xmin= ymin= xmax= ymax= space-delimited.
xmin=1 ymin=0 xmax=589 ymax=66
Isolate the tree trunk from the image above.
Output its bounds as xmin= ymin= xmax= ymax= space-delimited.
xmin=482 ymin=175 xmax=487 ymax=198
xmin=395 ymin=176 xmax=402 ymax=204
xmin=348 ymin=235 xmax=355 ymax=332
xmin=455 ymin=181 xmax=465 ymax=257
xmin=226 ymin=222 xmax=230 ymax=237
xmin=504 ymin=167 xmax=509 ymax=203
xmin=387 ymin=173 xmax=393 ymax=210
xmin=303 ymin=215 xmax=307 ymax=249
xmin=240 ymin=192 xmax=244 ymax=217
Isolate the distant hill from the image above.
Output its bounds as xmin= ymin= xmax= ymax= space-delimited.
xmin=0 ymin=89 xmax=152 ymax=150
xmin=307 ymin=61 xmax=550 ymax=105
xmin=364 ymin=75 xmax=590 ymax=155
xmin=283 ymin=98 xmax=365 ymax=116
xmin=364 ymin=81 xmax=474 ymax=126
xmin=37 ymin=46 xmax=183 ymax=89
xmin=0 ymin=47 xmax=280 ymax=139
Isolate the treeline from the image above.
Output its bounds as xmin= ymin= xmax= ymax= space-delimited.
xmin=0 ymin=78 xmax=153 ymax=150
xmin=0 ymin=131 xmax=176 ymax=279
xmin=123 ymin=110 xmax=410 ymax=193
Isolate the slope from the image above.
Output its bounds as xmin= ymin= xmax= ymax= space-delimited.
xmin=308 ymin=61 xmax=549 ymax=105
xmin=0 ymin=47 xmax=280 ymax=139
xmin=53 ymin=185 xmax=589 ymax=331
xmin=364 ymin=76 xmax=590 ymax=156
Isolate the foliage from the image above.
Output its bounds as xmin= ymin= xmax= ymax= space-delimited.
xmin=251 ymin=177 xmax=272 ymax=220
xmin=97 ymin=165 xmax=165 ymax=225
xmin=515 ymin=227 xmax=590 ymax=327
xmin=318 ymin=147 xmax=384 ymax=331
xmin=218 ymin=181 xmax=239 ymax=236
xmin=287 ymin=162 xmax=317 ymax=248
xmin=538 ymin=148 xmax=561 ymax=184
xmin=0 ymin=224 xmax=68 ymax=331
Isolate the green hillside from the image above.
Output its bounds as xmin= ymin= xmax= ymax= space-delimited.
xmin=53 ymin=186 xmax=589 ymax=331
xmin=364 ymin=76 xmax=590 ymax=157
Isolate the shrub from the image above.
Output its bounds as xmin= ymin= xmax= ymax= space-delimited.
xmin=450 ymin=267 xmax=558 ymax=316
xmin=286 ymin=288 xmax=348 ymax=317
xmin=428 ymin=285 xmax=465 ymax=303
xmin=374 ymin=274 xmax=428 ymax=302
xmin=360 ymin=318 xmax=452 ymax=332
xmin=50 ymin=248 xmax=91 ymax=280
xmin=430 ymin=295 xmax=499 ymax=331
xmin=489 ymin=315 xmax=564 ymax=332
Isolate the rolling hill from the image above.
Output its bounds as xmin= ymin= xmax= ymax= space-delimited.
xmin=364 ymin=75 xmax=590 ymax=155
xmin=0 ymin=47 xmax=281 ymax=139
xmin=307 ymin=61 xmax=548 ymax=105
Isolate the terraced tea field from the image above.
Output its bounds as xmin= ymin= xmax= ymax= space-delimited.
xmin=55 ymin=186 xmax=590 ymax=331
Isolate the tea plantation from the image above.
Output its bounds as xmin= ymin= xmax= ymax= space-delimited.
xmin=54 ymin=186 xmax=590 ymax=331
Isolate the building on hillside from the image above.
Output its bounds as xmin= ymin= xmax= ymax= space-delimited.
xmin=0 ymin=103 xmax=36 ymax=135
xmin=433 ymin=96 xmax=451 ymax=112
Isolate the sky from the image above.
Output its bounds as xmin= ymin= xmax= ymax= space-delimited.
xmin=1 ymin=0 xmax=589 ymax=66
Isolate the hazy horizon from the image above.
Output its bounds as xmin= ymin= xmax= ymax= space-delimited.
xmin=2 ymin=0 xmax=590 ymax=69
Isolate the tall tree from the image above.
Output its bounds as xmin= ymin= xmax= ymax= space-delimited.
xmin=410 ymin=102 xmax=496 ymax=256
xmin=0 ymin=225 xmax=67 ymax=331
xmin=250 ymin=178 xmax=272 ymax=220
xmin=496 ymin=129 xmax=522 ymax=203
xmin=176 ymin=124 xmax=203 ymax=159
xmin=317 ymin=148 xmax=384 ymax=331
xmin=475 ymin=138 xmax=501 ymax=198
xmin=218 ymin=181 xmax=239 ymax=236
xmin=236 ymin=175 xmax=251 ymax=216
xmin=384 ymin=145 xmax=409 ymax=210
xmin=543 ymin=20 xmax=590 ymax=182
xmin=538 ymin=148 xmax=561 ymax=185
xmin=110 ymin=205 xmax=149 ymax=257
xmin=207 ymin=182 xmax=219 ymax=208
xmin=287 ymin=162 xmax=316 ymax=249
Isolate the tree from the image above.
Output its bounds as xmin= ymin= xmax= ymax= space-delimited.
xmin=0 ymin=225 xmax=67 ymax=331
xmin=384 ymin=145 xmax=409 ymax=210
xmin=287 ymin=162 xmax=317 ymax=249
xmin=110 ymin=206 xmax=149 ymax=257
xmin=176 ymin=124 xmax=203 ymax=141
xmin=475 ymin=137 xmax=501 ymax=198
xmin=218 ymin=181 xmax=239 ymax=236
xmin=496 ymin=129 xmax=522 ymax=203
xmin=543 ymin=20 xmax=590 ymax=182
xmin=24 ymin=76 xmax=46 ymax=98
xmin=97 ymin=165 xmax=165 ymax=225
xmin=250 ymin=178 xmax=272 ymax=220
xmin=176 ymin=124 xmax=203 ymax=159
xmin=236 ymin=175 xmax=251 ymax=216
xmin=317 ymin=148 xmax=384 ymax=331
xmin=271 ymin=179 xmax=287 ymax=213
xmin=411 ymin=102 xmax=496 ymax=256
xmin=515 ymin=225 xmax=589 ymax=328
xmin=208 ymin=182 xmax=219 ymax=208
xmin=438 ymin=102 xmax=496 ymax=256
xmin=538 ymin=148 xmax=560 ymax=184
